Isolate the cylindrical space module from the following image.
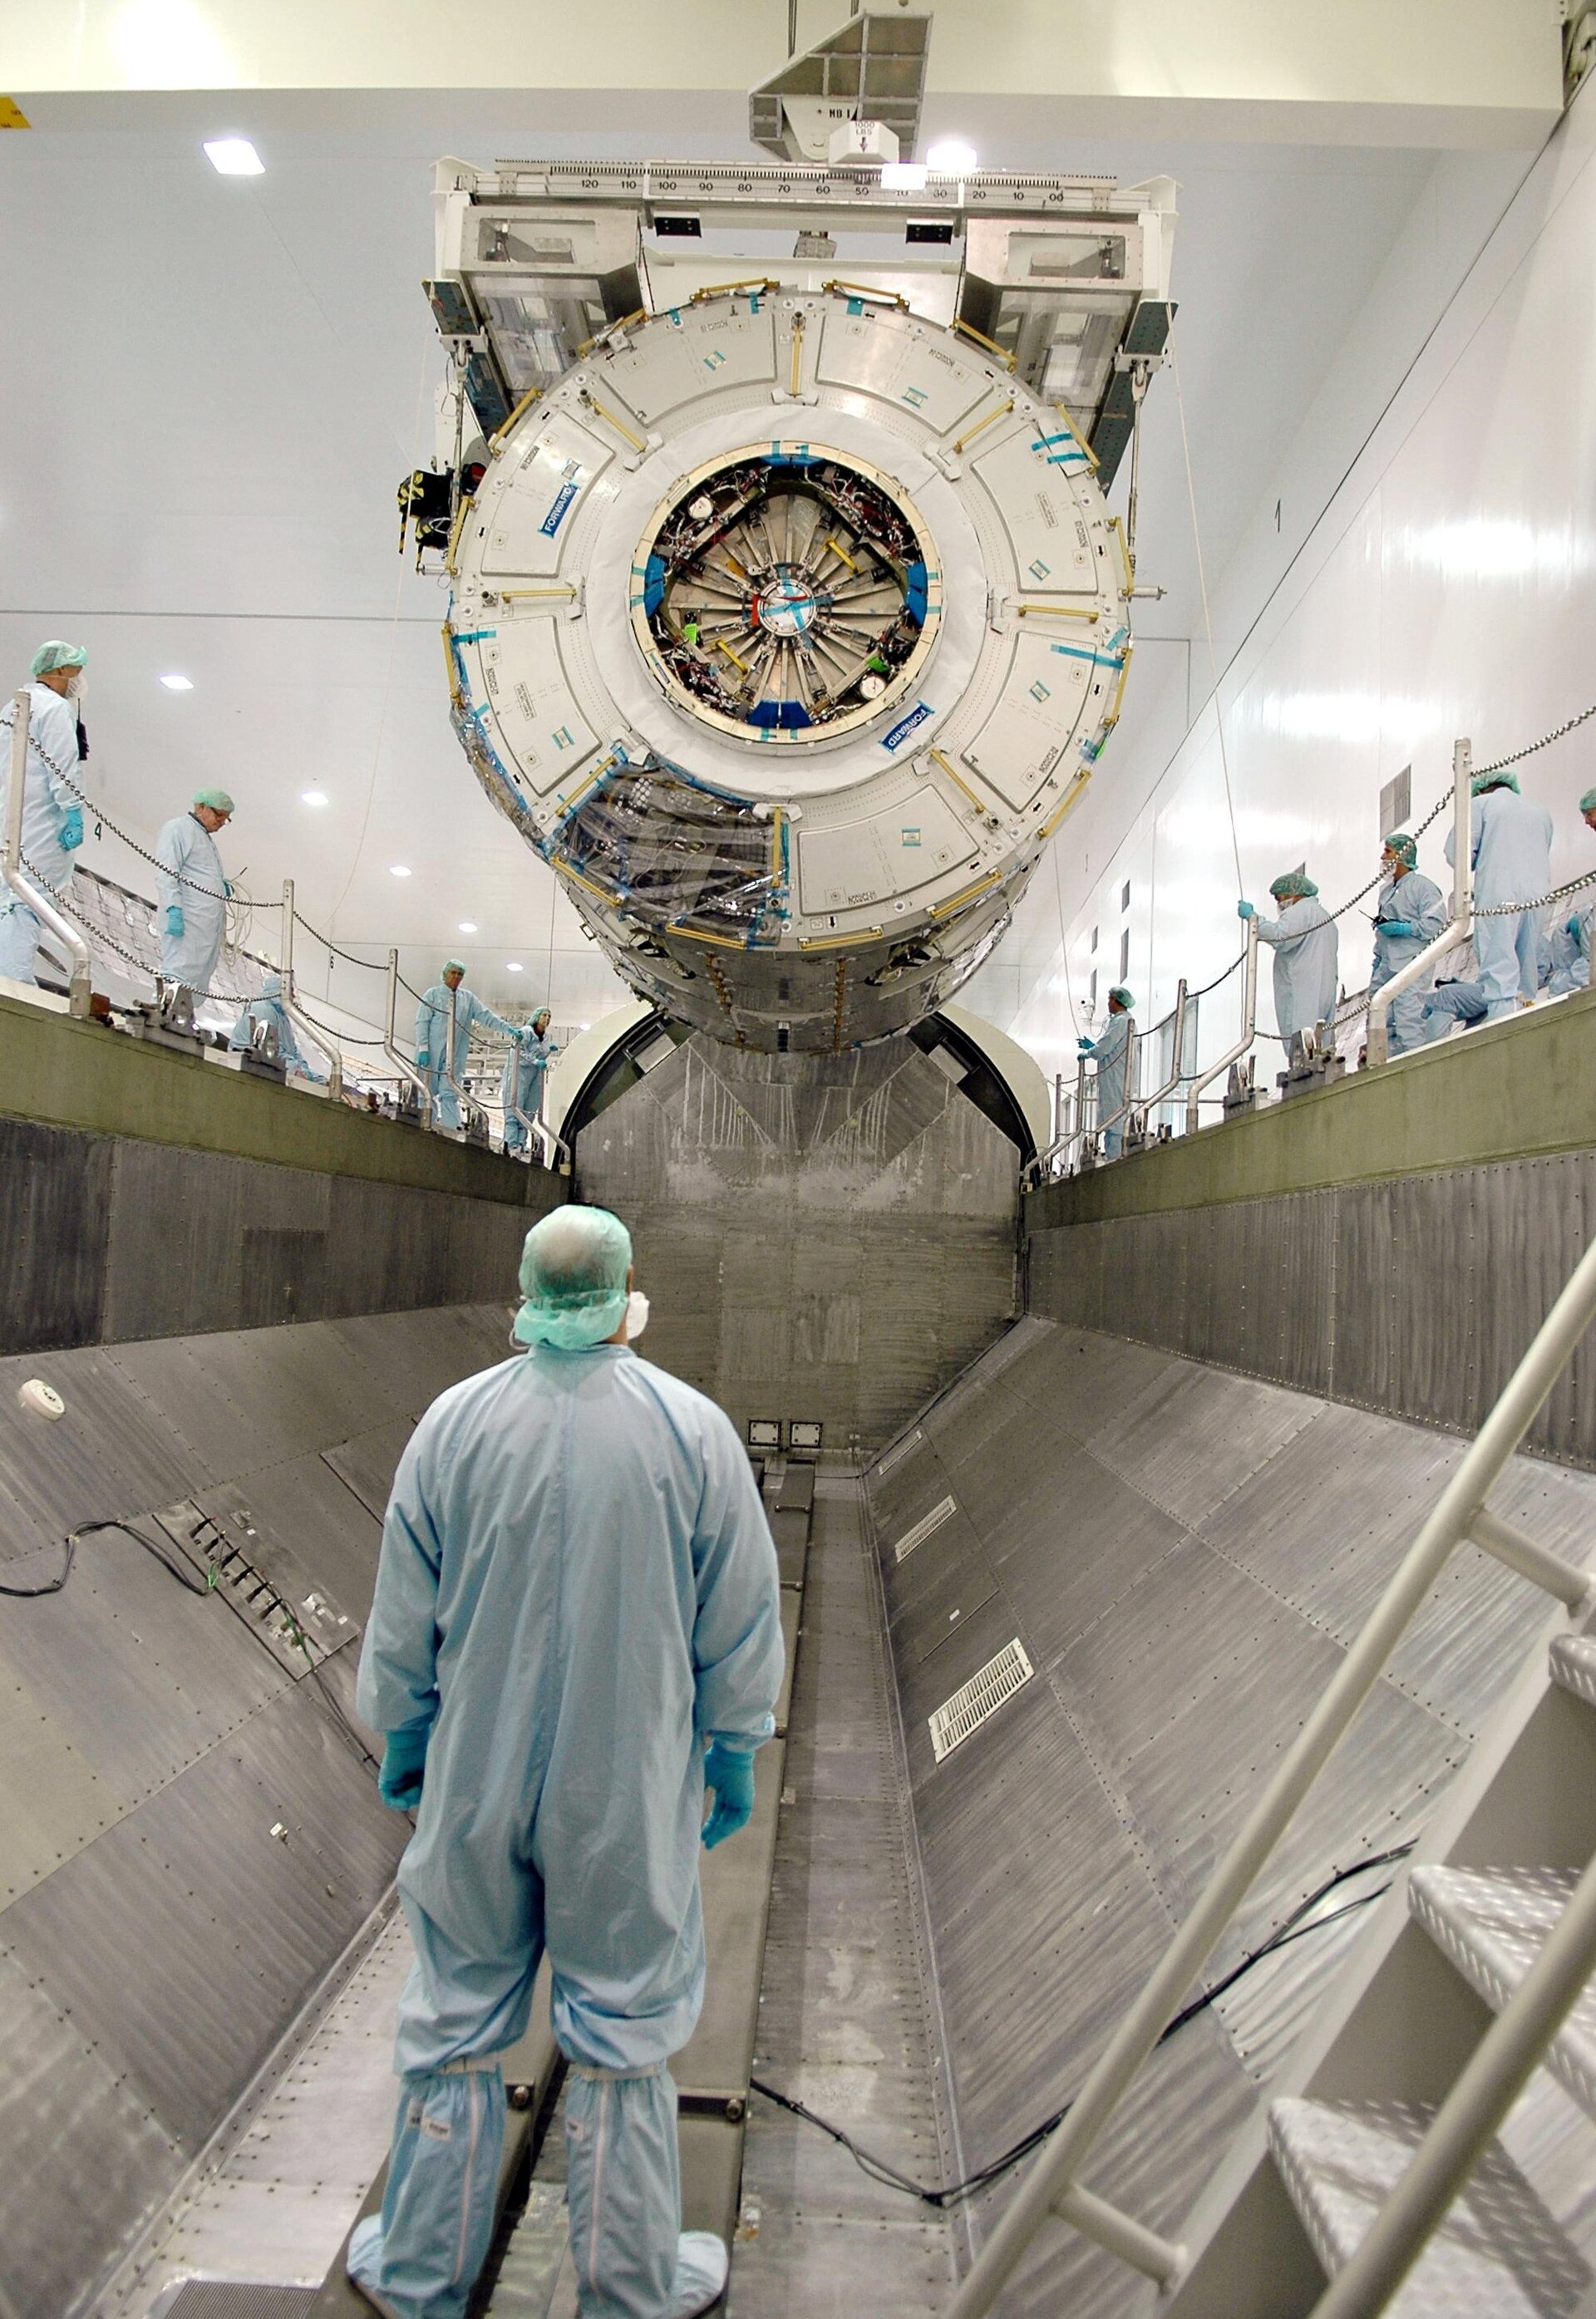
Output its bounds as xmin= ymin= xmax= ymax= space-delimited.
xmin=445 ymin=281 xmax=1133 ymax=1051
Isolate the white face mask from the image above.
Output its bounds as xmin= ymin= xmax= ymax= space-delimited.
xmin=62 ymin=672 xmax=84 ymax=701
xmin=624 ymin=1290 xmax=649 ymax=1342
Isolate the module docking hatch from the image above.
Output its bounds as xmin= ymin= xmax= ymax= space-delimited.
xmin=428 ymin=156 xmax=1175 ymax=1050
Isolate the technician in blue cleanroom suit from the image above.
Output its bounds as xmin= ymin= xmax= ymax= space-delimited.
xmin=1369 ymin=832 xmax=1447 ymax=1054
xmin=1079 ymin=985 xmax=1136 ymax=1159
xmin=1238 ymin=870 xmax=1340 ymax=1045
xmin=414 ymin=960 xmax=520 ymax=1131
xmin=229 ymin=972 xmax=324 ymax=1081
xmin=0 ymin=642 xmax=89 ymax=987
xmin=1445 ymin=770 xmax=1554 ymax=1018
xmin=154 ymin=790 xmax=234 ymax=996
xmin=501 ymin=1007 xmax=559 ymax=1152
xmin=350 ymin=1205 xmax=783 ymax=2319
xmin=1544 ymin=784 xmax=1596 ymax=996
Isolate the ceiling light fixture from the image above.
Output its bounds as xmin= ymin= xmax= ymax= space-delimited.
xmin=160 ymin=672 xmax=194 ymax=692
xmin=389 ymin=864 xmax=411 ymax=879
xmin=505 ymin=961 xmax=524 ymax=972
xmin=457 ymin=920 xmax=478 ymax=933
xmin=204 ymin=137 xmax=264 ymax=176
xmin=300 ymin=788 xmax=328 ymax=808
xmin=926 ymin=138 xmax=978 ymax=175
xmin=880 ymin=161 xmax=928 ymax=190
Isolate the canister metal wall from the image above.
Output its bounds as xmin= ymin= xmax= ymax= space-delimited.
xmin=0 ymin=1301 xmax=515 ymax=2319
xmin=1028 ymin=1149 xmax=1596 ymax=1465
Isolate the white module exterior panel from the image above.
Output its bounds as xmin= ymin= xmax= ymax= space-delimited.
xmin=971 ymin=426 xmax=1101 ymax=593
xmin=797 ymin=791 xmax=978 ymax=915
xmin=961 ymin=628 xmax=1104 ymax=811
xmin=477 ymin=416 xmax=615 ymax=579
xmin=602 ymin=303 xmax=778 ymax=423
xmin=815 ymin=309 xmax=993 ymax=435
xmin=477 ymin=619 xmax=606 ymax=795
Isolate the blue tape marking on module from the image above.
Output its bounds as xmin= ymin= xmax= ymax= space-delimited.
xmin=767 ymin=445 xmax=820 ymax=466
xmin=881 ymin=701 xmax=933 ymax=752
xmin=451 ymin=628 xmax=497 ymax=646
xmin=1050 ymin=643 xmax=1126 ymax=670
xmin=1032 ymin=431 xmax=1086 ymax=466
xmin=905 ymin=559 xmax=929 ymax=625
xmin=643 ymin=554 xmax=667 ymax=617
xmin=846 ymin=298 xmax=864 ymax=315
xmin=540 ymin=480 xmax=579 ymax=537
xmin=750 ymin=700 xmax=813 ymax=729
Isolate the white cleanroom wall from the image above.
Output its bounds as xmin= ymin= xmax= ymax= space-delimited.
xmin=973 ymin=91 xmax=1596 ymax=1084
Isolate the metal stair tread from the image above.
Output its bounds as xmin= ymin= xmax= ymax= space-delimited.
xmin=1409 ymin=1864 xmax=1596 ymax=2122
xmin=1268 ymin=2095 xmax=1591 ymax=2317
xmin=1549 ymin=1634 xmax=1596 ymax=1708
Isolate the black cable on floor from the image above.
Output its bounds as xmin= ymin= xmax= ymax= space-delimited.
xmin=0 ymin=1514 xmax=216 ymax=1599
xmin=749 ymin=1839 xmax=1416 ymax=2210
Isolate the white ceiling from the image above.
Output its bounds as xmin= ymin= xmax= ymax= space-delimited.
xmin=0 ymin=90 xmax=1509 ymax=1032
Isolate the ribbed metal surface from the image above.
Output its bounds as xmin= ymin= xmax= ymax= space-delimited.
xmin=576 ymin=1034 xmax=1017 ymax=1452
xmin=1411 ymin=1865 xmax=1596 ymax=2120
xmin=1027 ymin=1150 xmax=1596 ymax=1465
xmin=322 ymin=1417 xmax=416 ymax=1524
xmin=0 ymin=1343 xmax=214 ymax=1561
xmin=868 ymin=1317 xmax=1596 ymax=2317
xmin=160 ymin=2288 xmax=318 ymax=2317
xmin=0 ymin=1115 xmax=111 ymax=1355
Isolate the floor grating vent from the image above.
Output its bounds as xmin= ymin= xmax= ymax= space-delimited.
xmin=875 ymin=1428 xmax=923 ymax=1478
xmin=929 ymin=1639 xmax=1033 ymax=1762
xmin=894 ymin=1495 xmax=957 ymax=1563
xmin=156 ymin=2286 xmax=318 ymax=2319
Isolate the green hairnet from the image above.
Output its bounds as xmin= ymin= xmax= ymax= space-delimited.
xmin=193 ymin=787 xmax=235 ymax=812
xmin=1382 ymin=831 xmax=1417 ymax=869
xmin=443 ymin=958 xmax=467 ymax=974
xmin=1580 ymin=788 xmax=1596 ymax=815
xmin=513 ymin=1206 xmax=632 ymax=1351
xmin=1472 ymin=770 xmax=1519 ymax=795
xmin=1108 ymin=985 xmax=1134 ymax=1010
xmin=31 ymin=641 xmax=87 ymax=677
xmin=1269 ymin=869 xmax=1318 ymax=900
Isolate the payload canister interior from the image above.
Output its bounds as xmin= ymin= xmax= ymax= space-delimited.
xmin=428 ymin=159 xmax=1175 ymax=1051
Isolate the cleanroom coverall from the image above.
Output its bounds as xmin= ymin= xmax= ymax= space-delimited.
xmin=1370 ymin=870 xmax=1447 ymax=1054
xmin=415 ymin=982 xmax=520 ymax=1130
xmin=154 ymin=811 xmax=229 ymax=995
xmin=1445 ymin=787 xmax=1554 ymax=1017
xmin=0 ymin=683 xmax=83 ymax=985
xmin=1088 ymin=1010 xmax=1136 ymax=1158
xmin=355 ymin=1342 xmax=784 ymax=2319
xmin=501 ymin=1028 xmax=559 ymax=1151
xmin=1256 ymin=897 xmax=1339 ymax=1043
xmin=229 ymin=977 xmax=323 ymax=1081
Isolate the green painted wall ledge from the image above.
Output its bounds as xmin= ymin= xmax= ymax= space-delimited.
xmin=0 ymin=995 xmax=545 ymax=1208
xmin=1027 ymin=987 xmax=1596 ymax=1228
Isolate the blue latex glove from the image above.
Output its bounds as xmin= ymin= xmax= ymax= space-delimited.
xmin=416 ymin=1047 xmax=431 ymax=1069
xmin=59 ymin=805 xmax=84 ymax=851
xmin=1569 ymin=916 xmax=1584 ymax=938
xmin=702 ymin=1740 xmax=756 ymax=1849
xmin=377 ymin=1723 xmax=431 ymax=1810
xmin=1237 ymin=899 xmax=1256 ymax=921
xmin=1382 ymin=919 xmax=1416 ymax=939
xmin=224 ymin=879 xmax=234 ymax=899
xmin=1076 ymin=1036 xmax=1094 ymax=1055
xmin=165 ymin=903 xmax=185 ymax=937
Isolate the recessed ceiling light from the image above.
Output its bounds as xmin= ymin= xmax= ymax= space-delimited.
xmin=505 ymin=961 xmax=524 ymax=972
xmin=579 ymin=1022 xmax=591 ymax=1031
xmin=926 ymin=138 xmax=978 ymax=175
xmin=204 ymin=137 xmax=264 ymax=176
xmin=300 ymin=788 xmax=328 ymax=808
xmin=880 ymin=161 xmax=928 ymax=190
xmin=457 ymin=920 xmax=478 ymax=934
xmin=389 ymin=864 xmax=411 ymax=879
xmin=160 ymin=672 xmax=193 ymax=692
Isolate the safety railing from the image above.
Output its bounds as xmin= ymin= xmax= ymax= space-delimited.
xmin=946 ymin=1230 xmax=1596 ymax=2317
xmin=1366 ymin=741 xmax=1474 ymax=1067
xmin=279 ymin=879 xmax=345 ymax=1100
xmin=3 ymin=690 xmax=92 ymax=1018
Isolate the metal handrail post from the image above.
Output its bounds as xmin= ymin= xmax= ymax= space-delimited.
xmin=279 ymin=880 xmax=344 ymax=1099
xmin=384 ymin=949 xmax=433 ymax=1122
xmin=4 ymin=690 xmax=93 ymax=1017
xmin=1367 ymin=737 xmax=1474 ymax=1066
xmin=1126 ymin=980 xmax=1187 ymax=1136
xmin=946 ymin=1229 xmax=1596 ymax=2319
xmin=1185 ymin=916 xmax=1259 ymax=1134
xmin=1308 ymin=1842 xmax=1596 ymax=2319
xmin=445 ymin=981 xmax=462 ymax=1118
xmin=1023 ymin=1056 xmax=1091 ymax=1187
